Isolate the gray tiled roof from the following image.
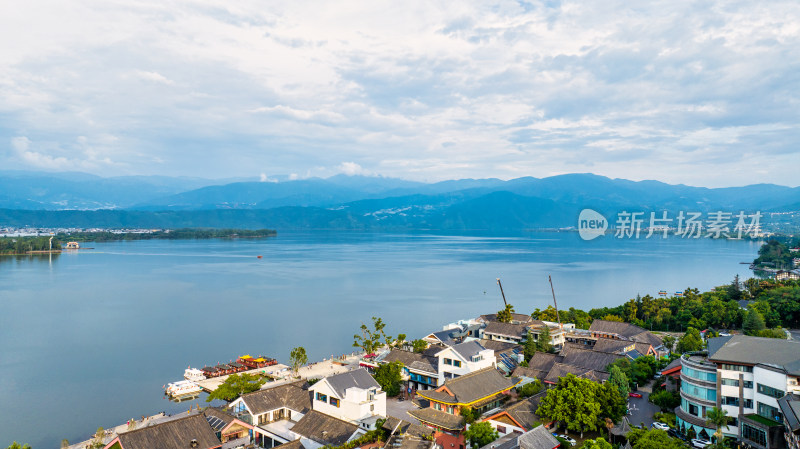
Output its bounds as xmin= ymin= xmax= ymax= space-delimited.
xmin=479 ymin=339 xmax=521 ymax=353
xmin=708 ymin=335 xmax=800 ymax=375
xmin=240 ymin=381 xmax=311 ymax=415
xmin=589 ymin=320 xmax=663 ymax=347
xmin=502 ymin=393 xmax=546 ymax=431
xmin=290 ymin=410 xmax=360 ymax=446
xmin=448 ymin=340 xmax=487 ymax=360
xmin=778 ymin=393 xmax=800 ymax=432
xmin=511 ymin=366 xmax=548 ymax=381
xmin=518 ymin=425 xmax=561 ymax=449
xmin=484 ymin=321 xmax=529 ymax=339
xmin=277 ymin=440 xmax=306 ymax=449
xmin=480 ymin=313 xmax=534 ymax=324
xmin=543 ymin=363 xmax=609 ymax=384
xmin=417 ymin=367 xmax=519 ymax=404
xmin=382 ymin=349 xmax=438 ymax=374
xmin=323 ymin=367 xmax=381 ymax=398
xmin=560 ymin=345 xmax=625 ymax=372
xmin=408 ymin=407 xmax=465 ymax=431
xmin=527 ymin=352 xmax=562 ymax=372
xmin=592 ymin=339 xmax=634 ymax=354
xmin=117 ymin=414 xmax=220 ymax=449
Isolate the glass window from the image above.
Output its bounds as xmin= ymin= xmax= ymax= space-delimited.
xmin=723 ymin=396 xmax=739 ymax=406
xmin=444 ymin=358 xmax=452 ymax=365
xmin=330 ymin=398 xmax=340 ymax=407
xmin=743 ymin=381 xmax=753 ymax=389
xmin=743 ymin=399 xmax=753 ymax=409
xmin=721 ymin=379 xmax=739 ymax=387
xmin=719 ymin=364 xmax=753 ymax=372
xmin=757 ymin=402 xmax=783 ymax=422
xmin=497 ymin=425 xmax=507 ymax=434
xmin=683 ymin=366 xmax=717 ymax=382
xmin=453 ymin=360 xmax=461 ymax=368
xmin=742 ymin=424 xmax=767 ymax=446
xmin=682 ymin=382 xmax=717 ymax=401
xmin=757 ymin=383 xmax=785 ymax=399
xmin=316 ymin=392 xmax=328 ymax=402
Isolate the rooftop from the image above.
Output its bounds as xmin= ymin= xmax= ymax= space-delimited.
xmin=114 ymin=414 xmax=220 ymax=449
xmin=320 ymin=367 xmax=381 ymax=398
xmin=417 ymin=367 xmax=519 ymax=405
xmin=707 ymin=335 xmax=800 ymax=375
xmin=290 ymin=410 xmax=360 ymax=446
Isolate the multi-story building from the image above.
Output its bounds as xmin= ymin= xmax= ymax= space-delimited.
xmin=379 ymin=340 xmax=495 ymax=390
xmin=675 ymin=335 xmax=800 ymax=449
xmin=778 ymin=393 xmax=800 ymax=449
xmin=308 ymin=368 xmax=386 ymax=428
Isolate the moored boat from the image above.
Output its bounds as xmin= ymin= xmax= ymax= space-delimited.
xmin=165 ymin=380 xmax=202 ymax=397
xmin=238 ymin=354 xmax=277 ymax=369
xmin=184 ymin=367 xmax=206 ymax=382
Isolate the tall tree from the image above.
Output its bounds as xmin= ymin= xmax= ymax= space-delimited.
xmin=496 ymin=304 xmax=515 ymax=323
xmin=743 ymin=309 xmax=766 ymax=335
xmin=353 ymin=316 xmax=393 ymax=354
xmin=289 ymin=346 xmax=309 ymax=375
xmin=661 ymin=335 xmax=676 ymax=353
xmin=626 ymin=428 xmax=684 ymax=449
xmin=537 ymin=325 xmax=554 ymax=353
xmin=6 ymin=443 xmax=32 ymax=449
xmin=537 ymin=374 xmax=602 ymax=438
xmin=463 ymin=421 xmax=499 ymax=448
xmin=411 ymin=339 xmax=428 ymax=353
xmin=373 ymin=361 xmax=403 ymax=396
xmin=206 ymin=373 xmax=266 ymax=402
xmin=524 ymin=330 xmax=538 ymax=361
xmin=676 ymin=327 xmax=704 ymax=353
xmin=705 ymin=407 xmax=731 ymax=443
xmin=608 ymin=365 xmax=631 ymax=397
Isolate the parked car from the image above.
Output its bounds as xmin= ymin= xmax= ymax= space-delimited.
xmin=691 ymin=438 xmax=712 ymax=448
xmin=557 ymin=435 xmax=577 ymax=445
xmin=629 ymin=392 xmax=643 ymax=398
xmin=668 ymin=428 xmax=687 ymax=441
xmin=652 ymin=422 xmax=670 ymax=431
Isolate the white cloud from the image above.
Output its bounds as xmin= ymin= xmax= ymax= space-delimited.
xmin=336 ymin=162 xmax=370 ymax=176
xmin=134 ymin=70 xmax=175 ymax=85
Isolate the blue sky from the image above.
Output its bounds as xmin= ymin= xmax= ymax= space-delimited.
xmin=1 ymin=0 xmax=799 ymax=187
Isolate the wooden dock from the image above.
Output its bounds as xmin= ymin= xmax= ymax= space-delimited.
xmin=194 ymin=364 xmax=290 ymax=393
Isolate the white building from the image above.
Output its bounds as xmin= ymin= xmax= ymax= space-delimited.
xmin=309 ymin=368 xmax=386 ymax=428
xmin=380 ymin=340 xmax=496 ymax=390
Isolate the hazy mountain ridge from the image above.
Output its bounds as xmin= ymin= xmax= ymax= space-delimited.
xmin=0 ymin=171 xmax=798 ymax=230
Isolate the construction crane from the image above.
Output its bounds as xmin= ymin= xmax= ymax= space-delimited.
xmin=548 ymin=275 xmax=562 ymax=328
xmin=496 ymin=278 xmax=508 ymax=307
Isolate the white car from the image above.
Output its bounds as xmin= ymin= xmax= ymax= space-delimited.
xmin=691 ymin=438 xmax=712 ymax=448
xmin=557 ymin=435 xmax=577 ymax=445
xmin=652 ymin=422 xmax=670 ymax=431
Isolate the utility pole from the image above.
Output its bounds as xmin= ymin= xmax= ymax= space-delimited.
xmin=496 ymin=278 xmax=508 ymax=307
xmin=548 ymin=275 xmax=562 ymax=328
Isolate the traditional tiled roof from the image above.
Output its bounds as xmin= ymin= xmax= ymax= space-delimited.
xmin=634 ymin=342 xmax=654 ymax=356
xmin=239 ymin=381 xmax=311 ymax=415
xmin=543 ymin=363 xmax=609 ymax=384
xmin=382 ymin=417 xmax=436 ymax=449
xmin=382 ymin=349 xmax=438 ymax=374
xmin=479 ymin=339 xmax=521 ymax=353
xmin=559 ymin=345 xmax=625 ymax=372
xmin=442 ymin=340 xmax=489 ymax=361
xmin=592 ymin=339 xmax=634 ymax=354
xmin=708 ymin=335 xmax=800 ymax=376
xmin=290 ymin=410 xmax=360 ymax=446
xmin=322 ymin=367 xmax=381 ymax=398
xmin=588 ymin=320 xmax=663 ymax=347
xmin=527 ymin=352 xmax=562 ymax=372
xmin=115 ymin=414 xmax=220 ymax=449
xmin=382 ymin=417 xmax=436 ymax=438
xmin=479 ymin=313 xmax=535 ymax=324
xmin=610 ymin=416 xmax=633 ymax=436
xmin=278 ymin=440 xmax=306 ymax=449
xmin=417 ymin=367 xmax=519 ymax=405
xmin=484 ymin=322 xmax=529 ymax=339
xmin=495 ymin=393 xmax=545 ymax=431
xmin=511 ymin=366 xmax=548 ymax=381
xmin=518 ymin=425 xmax=561 ymax=449
xmin=408 ymin=407 xmax=465 ymax=431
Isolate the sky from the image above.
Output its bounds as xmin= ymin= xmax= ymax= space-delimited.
xmin=1 ymin=0 xmax=799 ymax=187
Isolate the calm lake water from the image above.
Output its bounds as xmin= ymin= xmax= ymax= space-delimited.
xmin=0 ymin=231 xmax=760 ymax=447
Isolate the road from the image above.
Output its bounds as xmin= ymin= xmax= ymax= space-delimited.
xmin=628 ymin=381 xmax=661 ymax=429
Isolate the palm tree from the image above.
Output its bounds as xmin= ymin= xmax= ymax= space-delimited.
xmin=705 ymin=407 xmax=731 ymax=444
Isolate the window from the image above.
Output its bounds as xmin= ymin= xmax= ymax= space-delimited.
xmin=743 ymin=399 xmax=753 ymax=409
xmin=471 ymin=355 xmax=483 ymax=362
xmin=316 ymin=392 xmax=328 ymax=403
xmin=757 ymin=402 xmax=783 ymax=422
xmin=757 ymin=383 xmax=785 ymax=399
xmin=368 ymin=389 xmax=375 ymax=401
xmin=688 ymin=403 xmax=699 ymax=417
xmin=370 ymin=404 xmax=374 ymax=412
xmin=681 ymin=382 xmax=717 ymax=401
xmin=722 ymin=396 xmax=739 ymax=406
xmin=447 ymin=406 xmax=454 ymax=414
xmin=453 ymin=360 xmax=461 ymax=368
xmin=743 ymin=381 xmax=753 ymax=389
xmin=719 ymin=364 xmax=753 ymax=372
xmin=497 ymin=425 xmax=507 ymax=434
xmin=683 ymin=366 xmax=716 ymax=382
xmin=329 ymin=398 xmax=340 ymax=407
xmin=721 ymin=379 xmax=739 ymax=387
xmin=444 ymin=358 xmax=452 ymax=365
xmin=742 ymin=423 xmax=767 ymax=446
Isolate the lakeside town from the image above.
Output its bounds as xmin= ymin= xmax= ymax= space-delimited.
xmin=19 ymin=274 xmax=798 ymax=449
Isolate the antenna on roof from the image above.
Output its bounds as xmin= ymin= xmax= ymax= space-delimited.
xmin=548 ymin=275 xmax=562 ymax=328
xmin=496 ymin=278 xmax=508 ymax=307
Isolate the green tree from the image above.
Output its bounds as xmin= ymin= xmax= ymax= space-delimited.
xmin=597 ymin=381 xmax=627 ymax=423
xmin=206 ymin=373 xmax=266 ymax=402
xmin=676 ymin=327 xmax=704 ymax=353
xmin=460 ymin=406 xmax=478 ymax=424
xmin=6 ymin=443 xmax=32 ymax=449
xmin=353 ymin=316 xmax=393 ymax=354
xmin=661 ymin=335 xmax=676 ymax=353
xmin=61 ymin=439 xmax=69 ymax=449
xmin=626 ymin=428 xmax=684 ymax=449
xmin=463 ymin=421 xmax=499 ymax=448
xmin=536 ymin=325 xmax=554 ymax=353
xmin=608 ymin=365 xmax=631 ymax=397
xmin=743 ymin=309 xmax=766 ymax=335
xmin=289 ymin=346 xmax=309 ymax=375
xmin=705 ymin=407 xmax=731 ymax=443
xmin=580 ymin=437 xmax=613 ymax=449
xmin=537 ymin=374 xmax=601 ymax=438
xmin=649 ymin=390 xmax=680 ymax=412
xmin=496 ymin=304 xmax=515 ymax=323
xmin=373 ymin=361 xmax=403 ymax=396
xmin=518 ymin=379 xmax=543 ymax=398
xmin=395 ymin=333 xmax=407 ymax=347
xmin=411 ymin=339 xmax=428 ymax=353
xmin=524 ymin=330 xmax=538 ymax=361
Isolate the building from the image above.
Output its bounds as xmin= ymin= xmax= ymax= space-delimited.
xmin=227 ymin=381 xmax=312 ymax=447
xmin=511 ymin=346 xmax=615 ymax=387
xmin=675 ymin=335 xmax=800 ymax=449
xmin=482 ymin=392 xmax=547 ymax=436
xmin=102 ymin=414 xmax=223 ymax=449
xmin=289 ymin=410 xmax=363 ymax=448
xmin=481 ymin=319 xmax=571 ymax=350
xmin=203 ymin=408 xmax=254 ymax=448
xmin=476 ymin=425 xmax=560 ymax=449
xmin=380 ymin=340 xmax=495 ymax=391
xmin=571 ymin=319 xmax=667 ymax=357
xmin=382 ymin=418 xmax=437 ymax=449
xmin=776 ymin=270 xmax=800 ymax=281
xmin=410 ymin=367 xmax=520 ymax=444
xmin=778 ymin=393 xmax=800 ymax=449
xmin=308 ymin=368 xmax=386 ymax=427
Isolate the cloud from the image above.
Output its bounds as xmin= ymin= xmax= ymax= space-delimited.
xmin=259 ymin=172 xmax=278 ymax=182
xmin=0 ymin=0 xmax=799 ymax=186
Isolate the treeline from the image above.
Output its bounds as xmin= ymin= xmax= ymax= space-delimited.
xmin=55 ymin=228 xmax=276 ymax=242
xmin=0 ymin=236 xmax=61 ymax=254
xmin=754 ymin=238 xmax=799 ymax=270
xmin=533 ymin=276 xmax=800 ymax=332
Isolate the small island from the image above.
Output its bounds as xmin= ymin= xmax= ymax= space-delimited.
xmin=752 ymin=236 xmax=800 ymax=272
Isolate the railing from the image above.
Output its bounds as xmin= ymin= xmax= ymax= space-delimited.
xmin=221 ymin=436 xmax=251 ymax=449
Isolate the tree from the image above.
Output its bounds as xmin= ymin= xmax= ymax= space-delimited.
xmin=743 ymin=309 xmax=766 ymax=335
xmin=608 ymin=365 xmax=631 ymax=397
xmin=460 ymin=406 xmax=478 ymax=424
xmin=206 ymin=373 xmax=266 ymax=402
xmin=373 ymin=361 xmax=403 ymax=396
xmin=518 ymin=379 xmax=543 ymax=398
xmin=661 ymin=335 xmax=676 ymax=353
xmin=580 ymin=437 xmax=613 ymax=449
xmin=289 ymin=346 xmax=309 ymax=375
xmin=649 ymin=390 xmax=680 ymax=412
xmin=524 ymin=330 xmax=538 ymax=361
xmin=6 ymin=443 xmax=32 ymax=449
xmin=705 ymin=407 xmax=731 ymax=443
xmin=411 ymin=339 xmax=428 ymax=353
xmin=626 ymin=428 xmax=684 ymax=449
xmin=61 ymin=439 xmax=70 ymax=449
xmin=496 ymin=304 xmax=515 ymax=323
xmin=602 ymin=314 xmax=624 ymax=322
xmin=395 ymin=333 xmax=407 ymax=347
xmin=597 ymin=381 xmax=627 ymax=423
xmin=537 ymin=374 xmax=602 ymax=438
xmin=463 ymin=421 xmax=499 ymax=448
xmin=353 ymin=316 xmax=393 ymax=354
xmin=676 ymin=327 xmax=704 ymax=353
xmin=536 ymin=325 xmax=554 ymax=353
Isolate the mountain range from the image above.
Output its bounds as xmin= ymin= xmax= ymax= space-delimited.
xmin=0 ymin=171 xmax=798 ymax=231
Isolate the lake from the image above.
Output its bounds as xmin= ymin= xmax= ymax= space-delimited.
xmin=0 ymin=231 xmax=760 ymax=447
